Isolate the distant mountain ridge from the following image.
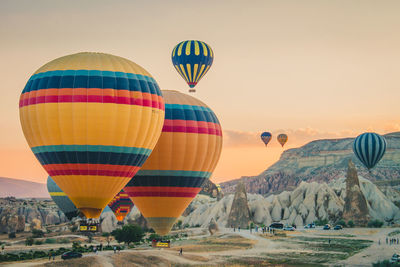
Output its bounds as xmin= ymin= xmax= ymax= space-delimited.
xmin=221 ymin=132 xmax=400 ymax=195
xmin=0 ymin=177 xmax=49 ymax=198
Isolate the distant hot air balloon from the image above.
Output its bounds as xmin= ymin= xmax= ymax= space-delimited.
xmin=277 ymin=134 xmax=288 ymax=147
xmin=47 ymin=176 xmax=79 ymax=220
xmin=108 ymin=190 xmax=134 ymax=223
xmin=19 ymin=52 xmax=165 ymax=219
xmin=125 ymin=90 xmax=223 ymax=235
xmin=171 ymin=40 xmax=214 ymax=93
xmin=353 ymin=132 xmax=387 ymax=170
xmin=261 ymin=132 xmax=272 ymax=147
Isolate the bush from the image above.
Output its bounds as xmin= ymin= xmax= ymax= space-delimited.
xmin=70 ymin=225 xmax=78 ymax=233
xmin=45 ymin=238 xmax=56 ymax=244
xmin=34 ymin=240 xmax=43 ymax=245
xmin=372 ymin=259 xmax=400 ymax=267
xmin=347 ymin=220 xmax=355 ymax=228
xmin=315 ymin=219 xmax=328 ymax=226
xmin=32 ymin=229 xmax=44 ymax=238
xmin=25 ymin=237 xmax=34 ymax=246
xmin=336 ymin=219 xmax=347 ymax=227
xmin=8 ymin=233 xmax=16 ymax=239
xmin=368 ymin=220 xmax=384 ymax=228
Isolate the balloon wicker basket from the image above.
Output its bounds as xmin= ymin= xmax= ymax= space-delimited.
xmin=79 ymin=219 xmax=99 ymax=233
xmin=151 ymin=239 xmax=171 ymax=248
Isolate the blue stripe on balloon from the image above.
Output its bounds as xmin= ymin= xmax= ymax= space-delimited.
xmin=32 ymin=145 xmax=152 ymax=156
xmin=136 ymin=170 xmax=211 ymax=178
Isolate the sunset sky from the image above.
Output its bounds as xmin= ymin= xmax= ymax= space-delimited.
xmin=1 ymin=0 xmax=400 ymax=184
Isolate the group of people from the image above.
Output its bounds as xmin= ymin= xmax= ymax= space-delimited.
xmin=385 ymin=237 xmax=399 ymax=245
xmin=231 ymin=225 xmax=281 ymax=235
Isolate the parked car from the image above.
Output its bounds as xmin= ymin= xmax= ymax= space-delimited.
xmin=323 ymin=224 xmax=331 ymax=230
xmin=283 ymin=226 xmax=295 ymax=231
xmin=61 ymin=251 xmax=83 ymax=260
xmin=390 ymin=254 xmax=400 ymax=263
xmin=269 ymin=223 xmax=284 ymax=229
xmin=304 ymin=223 xmax=316 ymax=229
xmin=333 ymin=225 xmax=343 ymax=230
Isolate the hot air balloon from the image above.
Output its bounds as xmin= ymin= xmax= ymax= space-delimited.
xmin=19 ymin=52 xmax=165 ymax=219
xmin=108 ymin=190 xmax=134 ymax=223
xmin=261 ymin=132 xmax=272 ymax=147
xmin=353 ymin=132 xmax=387 ymax=170
xmin=277 ymin=134 xmax=288 ymax=147
xmin=171 ymin=40 xmax=214 ymax=93
xmin=47 ymin=176 xmax=79 ymax=220
xmin=125 ymin=90 xmax=223 ymax=235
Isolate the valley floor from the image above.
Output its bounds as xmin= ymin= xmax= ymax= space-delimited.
xmin=1 ymin=227 xmax=399 ymax=267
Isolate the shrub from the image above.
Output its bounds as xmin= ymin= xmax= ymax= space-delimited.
xmin=368 ymin=220 xmax=384 ymax=228
xmin=70 ymin=225 xmax=78 ymax=232
xmin=347 ymin=220 xmax=355 ymax=228
xmin=32 ymin=229 xmax=44 ymax=238
xmin=315 ymin=219 xmax=328 ymax=226
xmin=34 ymin=240 xmax=43 ymax=245
xmin=8 ymin=233 xmax=16 ymax=239
xmin=336 ymin=219 xmax=347 ymax=227
xmin=25 ymin=237 xmax=34 ymax=246
xmin=45 ymin=238 xmax=56 ymax=244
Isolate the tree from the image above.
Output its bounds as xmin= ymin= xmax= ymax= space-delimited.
xmin=25 ymin=237 xmax=34 ymax=246
xmin=347 ymin=220 xmax=355 ymax=228
xmin=102 ymin=232 xmax=112 ymax=246
xmin=368 ymin=220 xmax=384 ymax=228
xmin=111 ymin=224 xmax=144 ymax=245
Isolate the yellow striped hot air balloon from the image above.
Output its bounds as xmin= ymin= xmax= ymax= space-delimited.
xmin=125 ymin=90 xmax=222 ymax=235
xmin=19 ymin=52 xmax=165 ymax=219
xmin=171 ymin=40 xmax=214 ymax=93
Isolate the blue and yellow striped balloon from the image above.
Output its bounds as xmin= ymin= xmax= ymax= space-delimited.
xmin=171 ymin=40 xmax=214 ymax=92
xmin=353 ymin=132 xmax=387 ymax=170
xmin=47 ymin=176 xmax=79 ymax=220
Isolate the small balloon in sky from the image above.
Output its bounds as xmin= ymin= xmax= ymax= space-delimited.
xmin=171 ymin=40 xmax=214 ymax=93
xmin=261 ymin=132 xmax=272 ymax=147
xmin=353 ymin=132 xmax=386 ymax=170
xmin=277 ymin=134 xmax=288 ymax=147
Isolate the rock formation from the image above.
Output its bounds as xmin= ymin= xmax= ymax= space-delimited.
xmin=208 ymin=218 xmax=219 ymax=235
xmin=342 ymin=160 xmax=370 ymax=226
xmin=221 ymin=132 xmax=400 ymax=195
xmin=226 ymin=182 xmax=251 ymax=228
xmin=182 ymin=176 xmax=400 ymax=228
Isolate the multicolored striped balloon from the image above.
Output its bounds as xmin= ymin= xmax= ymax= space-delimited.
xmin=47 ymin=176 xmax=79 ymax=220
xmin=125 ymin=90 xmax=223 ymax=235
xmin=19 ymin=52 xmax=165 ymax=219
xmin=108 ymin=190 xmax=134 ymax=222
xmin=277 ymin=133 xmax=288 ymax=147
xmin=171 ymin=40 xmax=214 ymax=92
xmin=261 ymin=132 xmax=272 ymax=147
xmin=353 ymin=132 xmax=387 ymax=170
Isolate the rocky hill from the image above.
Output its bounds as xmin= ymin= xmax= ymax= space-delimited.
xmin=0 ymin=177 xmax=49 ymax=198
xmin=221 ymin=132 xmax=400 ymax=195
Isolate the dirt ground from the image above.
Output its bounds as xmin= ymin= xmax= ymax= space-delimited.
xmin=1 ymin=227 xmax=398 ymax=267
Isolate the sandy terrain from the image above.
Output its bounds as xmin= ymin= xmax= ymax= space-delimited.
xmin=1 ymin=227 xmax=399 ymax=266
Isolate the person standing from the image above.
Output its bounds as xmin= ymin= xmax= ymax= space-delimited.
xmin=113 ymin=246 xmax=117 ymax=254
xmin=179 ymin=248 xmax=183 ymax=256
xmin=48 ymin=251 xmax=52 ymax=261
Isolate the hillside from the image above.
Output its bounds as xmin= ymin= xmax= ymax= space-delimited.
xmin=0 ymin=177 xmax=49 ymax=198
xmin=221 ymin=132 xmax=400 ymax=194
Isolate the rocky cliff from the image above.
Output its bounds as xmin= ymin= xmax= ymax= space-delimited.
xmin=221 ymin=132 xmax=400 ymax=194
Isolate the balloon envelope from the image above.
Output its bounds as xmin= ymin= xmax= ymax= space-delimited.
xmin=261 ymin=132 xmax=272 ymax=146
xmin=125 ymin=90 xmax=223 ymax=235
xmin=353 ymin=132 xmax=386 ymax=170
xmin=108 ymin=190 xmax=134 ymax=222
xmin=47 ymin=176 xmax=78 ymax=220
xmin=20 ymin=52 xmax=165 ymax=219
xmin=277 ymin=134 xmax=288 ymax=147
xmin=171 ymin=40 xmax=214 ymax=92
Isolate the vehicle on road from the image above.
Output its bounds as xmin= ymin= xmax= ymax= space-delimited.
xmin=304 ymin=223 xmax=316 ymax=229
xmin=323 ymin=224 xmax=331 ymax=230
xmin=61 ymin=251 xmax=83 ymax=260
xmin=283 ymin=226 xmax=295 ymax=231
xmin=390 ymin=254 xmax=400 ymax=263
xmin=333 ymin=225 xmax=343 ymax=230
xmin=269 ymin=223 xmax=284 ymax=229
